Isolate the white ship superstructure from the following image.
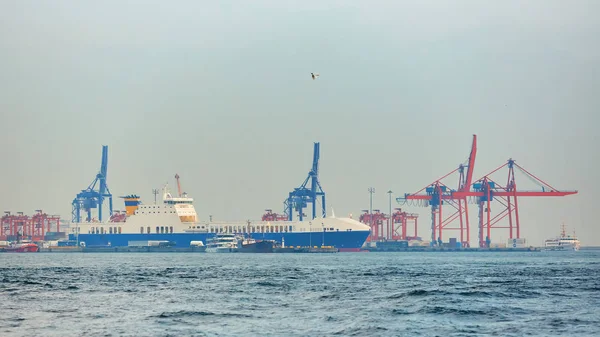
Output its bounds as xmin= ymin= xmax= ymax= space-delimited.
xmin=544 ymin=223 xmax=580 ymax=251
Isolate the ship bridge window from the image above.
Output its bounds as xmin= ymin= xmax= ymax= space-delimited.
xmin=140 ymin=227 xmax=144 ymax=234
xmin=289 ymin=226 xmax=293 ymax=232
xmin=170 ymin=226 xmax=173 ymax=233
xmin=156 ymin=226 xmax=159 ymax=234
xmin=118 ymin=227 xmax=122 ymax=234
xmin=109 ymin=227 xmax=113 ymax=234
xmin=147 ymin=227 xmax=151 ymax=234
xmin=160 ymin=226 xmax=165 ymax=233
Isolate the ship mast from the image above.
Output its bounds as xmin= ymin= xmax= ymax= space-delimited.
xmin=175 ymin=174 xmax=182 ymax=197
xmin=561 ymin=222 xmax=566 ymax=238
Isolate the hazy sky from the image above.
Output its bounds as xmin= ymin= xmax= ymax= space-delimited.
xmin=1 ymin=0 xmax=598 ymax=246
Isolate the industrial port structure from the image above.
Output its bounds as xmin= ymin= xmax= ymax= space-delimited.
xmin=67 ymin=139 xmax=576 ymax=250
xmin=395 ymin=135 xmax=578 ymax=248
xmin=283 ymin=142 xmax=326 ymax=221
xmin=1 ymin=138 xmax=576 ymax=251
xmin=359 ymin=209 xmax=420 ymax=243
xmin=72 ymin=145 xmax=113 ymax=223
xmin=0 ymin=210 xmax=61 ymax=241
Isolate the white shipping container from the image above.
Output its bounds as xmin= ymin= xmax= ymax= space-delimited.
xmin=507 ymin=238 xmax=527 ymax=248
xmin=128 ymin=241 xmax=150 ymax=247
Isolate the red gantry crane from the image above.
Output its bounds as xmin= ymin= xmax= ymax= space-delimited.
xmin=398 ymin=135 xmax=578 ymax=248
xmin=359 ymin=209 xmax=388 ymax=242
xmin=390 ymin=208 xmax=420 ymax=241
xmin=397 ymin=135 xmax=477 ymax=247
xmin=452 ymin=158 xmax=578 ymax=247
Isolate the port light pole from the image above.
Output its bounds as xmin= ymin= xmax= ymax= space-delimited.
xmin=368 ymin=187 xmax=375 ymax=214
xmin=309 ymin=221 xmax=312 ymax=247
xmin=152 ymin=189 xmax=159 ymax=204
xmin=388 ymin=190 xmax=393 ymax=240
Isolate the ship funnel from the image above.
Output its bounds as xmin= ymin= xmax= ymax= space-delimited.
xmin=121 ymin=195 xmax=141 ymax=216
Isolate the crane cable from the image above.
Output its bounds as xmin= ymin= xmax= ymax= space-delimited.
xmin=515 ymin=166 xmax=552 ymax=191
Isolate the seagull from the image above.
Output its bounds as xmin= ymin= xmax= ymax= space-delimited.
xmin=311 ymin=72 xmax=320 ymax=80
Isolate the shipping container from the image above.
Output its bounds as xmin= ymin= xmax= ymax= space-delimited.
xmin=57 ymin=240 xmax=77 ymax=247
xmin=376 ymin=240 xmax=409 ymax=250
xmin=128 ymin=240 xmax=172 ymax=247
xmin=507 ymin=238 xmax=527 ymax=248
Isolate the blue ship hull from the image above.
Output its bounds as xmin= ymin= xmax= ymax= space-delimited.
xmin=69 ymin=231 xmax=370 ymax=250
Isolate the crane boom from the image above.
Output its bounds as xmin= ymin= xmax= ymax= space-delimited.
xmin=463 ymin=134 xmax=477 ymax=191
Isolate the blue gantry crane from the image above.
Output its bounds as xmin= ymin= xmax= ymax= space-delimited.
xmin=71 ymin=145 xmax=113 ymax=222
xmin=284 ymin=142 xmax=326 ymax=221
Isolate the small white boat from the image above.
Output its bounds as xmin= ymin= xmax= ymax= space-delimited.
xmin=205 ymin=233 xmax=241 ymax=253
xmin=544 ymin=223 xmax=580 ymax=251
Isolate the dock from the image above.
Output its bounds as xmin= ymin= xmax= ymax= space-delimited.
xmin=39 ymin=246 xmax=207 ymax=253
xmin=38 ymin=245 xmax=339 ymax=253
xmin=361 ymin=246 xmax=541 ymax=252
xmin=273 ymin=246 xmax=338 ymax=253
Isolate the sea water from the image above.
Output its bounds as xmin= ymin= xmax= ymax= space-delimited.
xmin=1 ymin=250 xmax=599 ymax=336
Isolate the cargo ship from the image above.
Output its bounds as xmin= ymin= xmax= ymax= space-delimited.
xmin=239 ymin=237 xmax=275 ymax=253
xmin=68 ymin=184 xmax=370 ymax=252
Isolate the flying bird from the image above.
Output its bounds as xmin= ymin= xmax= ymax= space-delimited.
xmin=311 ymin=73 xmax=320 ymax=80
